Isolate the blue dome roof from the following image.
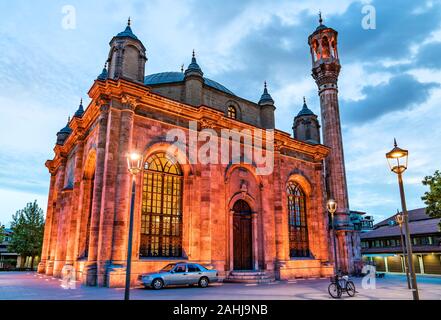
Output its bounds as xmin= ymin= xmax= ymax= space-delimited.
xmin=58 ymin=121 xmax=72 ymax=134
xmin=74 ymin=99 xmax=84 ymax=118
xmin=185 ymin=55 xmax=203 ymax=76
xmin=296 ymin=99 xmax=315 ymax=117
xmin=116 ymin=25 xmax=138 ymax=40
xmin=258 ymin=83 xmax=274 ymax=105
xmin=144 ymin=72 xmax=235 ymax=95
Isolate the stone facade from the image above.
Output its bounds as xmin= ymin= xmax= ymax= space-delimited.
xmin=38 ymin=19 xmax=361 ymax=287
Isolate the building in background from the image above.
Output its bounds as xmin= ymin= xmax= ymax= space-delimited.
xmin=38 ymin=17 xmax=362 ymax=287
xmin=361 ymin=208 xmax=441 ymax=275
xmin=0 ymin=228 xmax=18 ymax=269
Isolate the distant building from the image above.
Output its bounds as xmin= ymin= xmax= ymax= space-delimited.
xmin=0 ymin=228 xmax=19 ymax=269
xmin=350 ymin=211 xmax=374 ymax=233
xmin=361 ymin=208 xmax=441 ymax=275
xmin=0 ymin=228 xmax=39 ymax=270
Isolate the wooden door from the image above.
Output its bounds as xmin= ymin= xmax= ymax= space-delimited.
xmin=233 ymin=200 xmax=253 ymax=270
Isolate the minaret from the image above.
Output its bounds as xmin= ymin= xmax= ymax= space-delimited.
xmin=107 ymin=18 xmax=147 ymax=83
xmin=308 ymin=14 xmax=354 ymax=272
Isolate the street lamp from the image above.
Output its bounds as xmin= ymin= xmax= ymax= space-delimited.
xmin=327 ymin=199 xmax=339 ymax=274
xmin=124 ymin=151 xmax=142 ymax=300
xmin=386 ymin=139 xmax=419 ymax=300
xmin=395 ymin=210 xmax=411 ymax=289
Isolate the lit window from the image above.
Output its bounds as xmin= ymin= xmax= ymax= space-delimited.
xmin=287 ymin=182 xmax=309 ymax=257
xmin=140 ymin=152 xmax=183 ymax=257
xmin=227 ymin=106 xmax=237 ymax=119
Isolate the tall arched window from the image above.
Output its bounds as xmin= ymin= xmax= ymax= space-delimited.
xmin=287 ymin=182 xmax=309 ymax=257
xmin=227 ymin=105 xmax=237 ymax=119
xmin=140 ymin=152 xmax=183 ymax=257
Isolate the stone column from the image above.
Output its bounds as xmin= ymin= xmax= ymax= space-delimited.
xmin=38 ymin=173 xmax=56 ymax=273
xmin=65 ymin=141 xmax=85 ymax=266
xmin=251 ymin=212 xmax=259 ymax=270
xmin=53 ymin=186 xmax=73 ymax=277
xmin=96 ymin=106 xmax=122 ymax=287
xmin=110 ymin=104 xmax=134 ymax=265
xmin=273 ymin=144 xmax=285 ymax=264
xmin=84 ymin=101 xmax=110 ymax=286
xmin=228 ymin=209 xmax=234 ymax=271
xmin=46 ymin=159 xmax=66 ymax=275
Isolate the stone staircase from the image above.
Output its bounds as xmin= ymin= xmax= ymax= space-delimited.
xmin=224 ymin=270 xmax=275 ymax=284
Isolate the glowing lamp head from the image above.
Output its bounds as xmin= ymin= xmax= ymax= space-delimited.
xmin=127 ymin=152 xmax=142 ymax=175
xmin=327 ymin=199 xmax=337 ymax=215
xmin=386 ymin=139 xmax=408 ymax=174
xmin=395 ymin=212 xmax=404 ymax=226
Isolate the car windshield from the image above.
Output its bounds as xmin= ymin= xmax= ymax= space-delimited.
xmin=160 ymin=264 xmax=176 ymax=272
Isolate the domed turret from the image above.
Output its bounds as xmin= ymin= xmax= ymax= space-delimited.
xmin=97 ymin=62 xmax=108 ymax=81
xmin=56 ymin=117 xmax=72 ymax=145
xmin=259 ymin=82 xmax=275 ymax=129
xmin=184 ymin=51 xmax=204 ymax=106
xmin=107 ymin=18 xmax=147 ymax=84
xmin=184 ymin=50 xmax=204 ymax=78
xmin=293 ymin=97 xmax=320 ymax=144
xmin=74 ymin=99 xmax=84 ymax=118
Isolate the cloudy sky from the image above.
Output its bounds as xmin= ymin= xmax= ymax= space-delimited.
xmin=0 ymin=0 xmax=440 ymax=226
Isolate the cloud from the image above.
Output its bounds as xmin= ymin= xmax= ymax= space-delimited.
xmin=342 ymin=74 xmax=438 ymax=123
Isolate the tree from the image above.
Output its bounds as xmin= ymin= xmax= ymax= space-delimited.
xmin=9 ymin=201 xmax=45 ymax=269
xmin=421 ymin=170 xmax=441 ymax=230
xmin=0 ymin=223 xmax=4 ymax=243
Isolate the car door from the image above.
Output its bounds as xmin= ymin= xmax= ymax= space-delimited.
xmin=186 ymin=264 xmax=202 ymax=284
xmin=170 ymin=263 xmax=187 ymax=285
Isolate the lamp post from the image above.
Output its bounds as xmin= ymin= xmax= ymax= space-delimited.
xmin=395 ymin=210 xmax=411 ymax=289
xmin=386 ymin=139 xmax=419 ymax=300
xmin=327 ymin=199 xmax=339 ymax=274
xmin=124 ymin=152 xmax=142 ymax=301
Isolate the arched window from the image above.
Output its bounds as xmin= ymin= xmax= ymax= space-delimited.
xmin=140 ymin=152 xmax=183 ymax=257
xmin=287 ymin=182 xmax=309 ymax=257
xmin=227 ymin=105 xmax=237 ymax=119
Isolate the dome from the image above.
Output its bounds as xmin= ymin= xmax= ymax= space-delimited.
xmin=296 ymin=98 xmax=315 ymax=117
xmin=115 ymin=25 xmax=138 ymax=40
xmin=258 ymin=83 xmax=274 ymax=105
xmin=144 ymin=72 xmax=235 ymax=95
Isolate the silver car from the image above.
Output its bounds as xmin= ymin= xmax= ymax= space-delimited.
xmin=138 ymin=262 xmax=218 ymax=290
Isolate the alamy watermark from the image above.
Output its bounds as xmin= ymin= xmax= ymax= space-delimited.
xmin=61 ymin=5 xmax=76 ymax=30
xmin=361 ymin=4 xmax=376 ymax=30
xmin=164 ymin=121 xmax=275 ymax=175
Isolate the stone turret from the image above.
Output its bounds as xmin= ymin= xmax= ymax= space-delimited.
xmin=56 ymin=118 xmax=72 ymax=145
xmin=258 ymin=82 xmax=275 ymax=129
xmin=293 ymin=97 xmax=320 ymax=144
xmin=107 ymin=18 xmax=147 ymax=84
xmin=184 ymin=50 xmax=204 ymax=106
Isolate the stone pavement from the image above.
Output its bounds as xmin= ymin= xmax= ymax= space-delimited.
xmin=0 ymin=272 xmax=440 ymax=300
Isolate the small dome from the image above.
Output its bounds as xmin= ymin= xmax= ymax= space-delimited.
xmin=185 ymin=51 xmax=203 ymax=77
xmin=115 ymin=18 xmax=138 ymax=40
xmin=258 ymin=82 xmax=274 ymax=105
xmin=58 ymin=121 xmax=72 ymax=134
xmin=296 ymin=97 xmax=315 ymax=117
xmin=74 ymin=99 xmax=84 ymax=118
xmin=97 ymin=62 xmax=108 ymax=81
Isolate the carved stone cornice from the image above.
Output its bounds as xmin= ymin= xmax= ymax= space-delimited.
xmin=121 ymin=94 xmax=140 ymax=111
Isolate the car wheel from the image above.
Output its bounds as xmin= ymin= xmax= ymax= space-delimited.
xmin=198 ymin=277 xmax=209 ymax=288
xmin=152 ymin=278 xmax=164 ymax=290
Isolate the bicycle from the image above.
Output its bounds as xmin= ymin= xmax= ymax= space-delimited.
xmin=328 ymin=272 xmax=356 ymax=298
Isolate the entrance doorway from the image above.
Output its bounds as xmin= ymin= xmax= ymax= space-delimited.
xmin=232 ymin=200 xmax=253 ymax=270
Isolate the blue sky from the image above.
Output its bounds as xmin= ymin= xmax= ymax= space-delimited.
xmin=0 ymin=0 xmax=440 ymax=226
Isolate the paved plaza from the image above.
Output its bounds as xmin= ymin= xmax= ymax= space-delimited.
xmin=0 ymin=272 xmax=440 ymax=300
